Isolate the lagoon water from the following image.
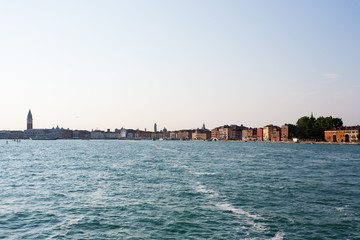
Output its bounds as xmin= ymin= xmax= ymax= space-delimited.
xmin=0 ymin=140 xmax=359 ymax=239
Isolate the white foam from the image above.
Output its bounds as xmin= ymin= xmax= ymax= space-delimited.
xmin=193 ymin=171 xmax=216 ymax=176
xmin=216 ymin=202 xmax=267 ymax=233
xmin=336 ymin=207 xmax=345 ymax=212
xmin=61 ymin=215 xmax=84 ymax=229
xmin=194 ymin=184 xmax=219 ymax=198
xmin=191 ymin=181 xmax=268 ymax=235
xmin=271 ymin=231 xmax=285 ymax=240
xmin=68 ymin=217 xmax=82 ymax=226
xmin=216 ymin=203 xmax=261 ymax=220
xmin=335 ymin=205 xmax=347 ymax=212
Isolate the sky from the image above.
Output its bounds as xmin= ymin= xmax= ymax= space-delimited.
xmin=1 ymin=0 xmax=359 ymax=131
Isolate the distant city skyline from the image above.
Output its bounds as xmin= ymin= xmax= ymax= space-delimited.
xmin=1 ymin=1 xmax=359 ymax=131
xmin=0 ymin=109 xmax=356 ymax=133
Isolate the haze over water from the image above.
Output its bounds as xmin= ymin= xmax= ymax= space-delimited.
xmin=1 ymin=140 xmax=359 ymax=239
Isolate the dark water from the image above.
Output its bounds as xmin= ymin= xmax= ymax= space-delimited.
xmin=0 ymin=140 xmax=359 ymax=239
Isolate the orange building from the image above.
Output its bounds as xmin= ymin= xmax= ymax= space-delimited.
xmin=177 ymin=130 xmax=194 ymax=140
xmin=271 ymin=126 xmax=281 ymax=142
xmin=211 ymin=128 xmax=220 ymax=140
xmin=325 ymin=126 xmax=360 ymax=143
xmin=256 ymin=128 xmax=263 ymax=141
xmin=192 ymin=130 xmax=211 ymax=141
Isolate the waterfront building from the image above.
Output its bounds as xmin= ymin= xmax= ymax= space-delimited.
xmin=211 ymin=128 xmax=220 ymax=141
xmin=91 ymin=130 xmax=105 ymax=139
xmin=24 ymin=126 xmax=73 ymax=140
xmin=115 ymin=128 xmax=136 ymax=139
xmin=281 ymin=124 xmax=297 ymax=141
xmin=73 ymin=130 xmax=91 ymax=139
xmin=214 ymin=125 xmax=247 ymax=141
xmin=234 ymin=125 xmax=248 ymax=140
xmin=104 ymin=129 xmax=120 ymax=139
xmin=263 ymin=125 xmax=281 ymax=141
xmin=27 ymin=109 xmax=33 ymax=130
xmin=263 ymin=125 xmax=272 ymax=141
xmin=256 ymin=128 xmax=263 ymax=141
xmin=91 ymin=129 xmax=122 ymax=139
xmin=135 ymin=130 xmax=152 ymax=140
xmin=242 ymin=128 xmax=257 ymax=141
xmin=192 ymin=127 xmax=211 ymax=141
xmin=52 ymin=126 xmax=73 ymax=139
xmin=169 ymin=131 xmax=178 ymax=140
xmin=263 ymin=125 xmax=276 ymax=141
xmin=177 ymin=130 xmax=194 ymax=140
xmin=126 ymin=129 xmax=136 ymax=139
xmin=24 ymin=129 xmax=54 ymax=140
xmin=271 ymin=126 xmax=281 ymax=142
xmin=23 ymin=111 xmax=74 ymax=139
xmin=0 ymin=131 xmax=24 ymax=139
xmin=219 ymin=126 xmax=230 ymax=140
xmin=159 ymin=127 xmax=170 ymax=140
xmin=324 ymin=126 xmax=360 ymax=143
xmin=119 ymin=128 xmax=127 ymax=139
xmin=162 ymin=130 xmax=170 ymax=140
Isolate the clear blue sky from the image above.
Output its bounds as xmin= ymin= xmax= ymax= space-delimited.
xmin=1 ymin=0 xmax=359 ymax=131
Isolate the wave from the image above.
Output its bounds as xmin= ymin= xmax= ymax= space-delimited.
xmin=191 ymin=179 xmax=267 ymax=234
xmin=192 ymin=171 xmax=216 ymax=176
xmin=60 ymin=215 xmax=85 ymax=229
xmin=216 ymin=203 xmax=262 ymax=220
xmin=194 ymin=182 xmax=219 ymax=198
xmin=216 ymin=202 xmax=267 ymax=233
xmin=270 ymin=231 xmax=285 ymax=240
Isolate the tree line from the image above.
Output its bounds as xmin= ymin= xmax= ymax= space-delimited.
xmin=296 ymin=115 xmax=343 ymax=140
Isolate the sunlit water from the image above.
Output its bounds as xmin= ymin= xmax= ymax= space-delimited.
xmin=0 ymin=140 xmax=359 ymax=239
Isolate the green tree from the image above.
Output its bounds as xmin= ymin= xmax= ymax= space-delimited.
xmin=296 ymin=116 xmax=315 ymax=139
xmin=296 ymin=115 xmax=343 ymax=140
xmin=332 ymin=118 xmax=343 ymax=128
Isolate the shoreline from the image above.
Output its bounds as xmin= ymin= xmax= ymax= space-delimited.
xmin=3 ymin=138 xmax=359 ymax=145
xmin=220 ymin=140 xmax=360 ymax=145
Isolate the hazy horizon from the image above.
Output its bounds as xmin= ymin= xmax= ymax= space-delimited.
xmin=1 ymin=1 xmax=359 ymax=131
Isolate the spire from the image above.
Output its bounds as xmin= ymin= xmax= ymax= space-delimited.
xmin=27 ymin=109 xmax=32 ymax=119
xmin=27 ymin=109 xmax=33 ymax=130
xmin=310 ymin=112 xmax=314 ymax=119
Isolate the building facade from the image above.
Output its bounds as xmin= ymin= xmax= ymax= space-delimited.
xmin=73 ymin=130 xmax=91 ymax=139
xmin=177 ymin=130 xmax=194 ymax=140
xmin=271 ymin=126 xmax=281 ymax=142
xmin=256 ymin=128 xmax=263 ymax=141
xmin=211 ymin=128 xmax=219 ymax=141
xmin=263 ymin=125 xmax=281 ymax=141
xmin=281 ymin=124 xmax=297 ymax=141
xmin=324 ymin=126 xmax=360 ymax=143
xmin=192 ymin=129 xmax=211 ymax=141
xmin=263 ymin=125 xmax=273 ymax=141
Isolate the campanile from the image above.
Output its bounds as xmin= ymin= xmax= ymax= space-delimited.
xmin=27 ymin=109 xmax=33 ymax=130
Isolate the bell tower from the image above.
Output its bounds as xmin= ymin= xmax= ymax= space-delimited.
xmin=27 ymin=109 xmax=33 ymax=130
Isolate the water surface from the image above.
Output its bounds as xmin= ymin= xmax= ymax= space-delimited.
xmin=0 ymin=140 xmax=359 ymax=239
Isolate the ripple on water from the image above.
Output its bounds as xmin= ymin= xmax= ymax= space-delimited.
xmin=0 ymin=140 xmax=359 ymax=239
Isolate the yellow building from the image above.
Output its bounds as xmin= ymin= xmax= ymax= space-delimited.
xmin=263 ymin=125 xmax=272 ymax=141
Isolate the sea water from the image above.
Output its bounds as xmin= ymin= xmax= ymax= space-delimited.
xmin=0 ymin=140 xmax=359 ymax=239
